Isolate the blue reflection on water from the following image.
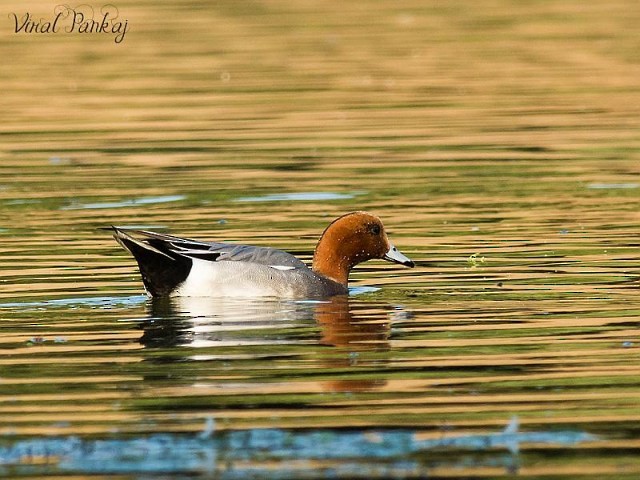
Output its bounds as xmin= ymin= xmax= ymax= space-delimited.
xmin=587 ymin=183 xmax=639 ymax=189
xmin=0 ymin=418 xmax=595 ymax=477
xmin=0 ymin=295 xmax=147 ymax=310
xmin=61 ymin=195 xmax=186 ymax=210
xmin=235 ymin=192 xmax=362 ymax=202
xmin=0 ymin=289 xmax=377 ymax=310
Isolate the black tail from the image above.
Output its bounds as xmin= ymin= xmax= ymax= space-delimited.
xmin=110 ymin=227 xmax=192 ymax=297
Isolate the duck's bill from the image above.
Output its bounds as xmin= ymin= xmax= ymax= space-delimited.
xmin=383 ymin=244 xmax=415 ymax=268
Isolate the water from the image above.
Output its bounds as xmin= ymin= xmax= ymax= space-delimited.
xmin=1 ymin=0 xmax=640 ymax=478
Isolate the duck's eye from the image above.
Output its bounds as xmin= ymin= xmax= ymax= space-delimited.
xmin=369 ymin=223 xmax=381 ymax=235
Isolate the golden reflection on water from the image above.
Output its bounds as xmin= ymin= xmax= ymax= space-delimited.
xmin=1 ymin=0 xmax=640 ymax=477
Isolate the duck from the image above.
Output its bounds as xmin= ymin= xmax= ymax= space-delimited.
xmin=109 ymin=211 xmax=414 ymax=298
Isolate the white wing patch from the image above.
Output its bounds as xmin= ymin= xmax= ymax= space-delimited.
xmin=269 ymin=265 xmax=296 ymax=271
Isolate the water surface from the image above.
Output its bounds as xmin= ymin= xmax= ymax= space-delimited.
xmin=1 ymin=0 xmax=639 ymax=478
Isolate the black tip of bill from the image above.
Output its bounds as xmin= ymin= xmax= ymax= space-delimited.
xmin=383 ymin=244 xmax=415 ymax=268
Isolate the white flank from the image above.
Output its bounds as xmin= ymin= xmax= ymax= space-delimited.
xmin=173 ymin=258 xmax=295 ymax=297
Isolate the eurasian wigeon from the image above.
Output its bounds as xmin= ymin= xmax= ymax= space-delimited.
xmin=109 ymin=211 xmax=414 ymax=297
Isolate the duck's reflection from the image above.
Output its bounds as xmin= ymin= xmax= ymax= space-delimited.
xmin=140 ymin=295 xmax=404 ymax=392
xmin=142 ymin=296 xmax=316 ymax=348
xmin=314 ymin=295 xmax=391 ymax=349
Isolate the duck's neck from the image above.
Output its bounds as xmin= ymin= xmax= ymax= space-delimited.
xmin=312 ymin=235 xmax=352 ymax=286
